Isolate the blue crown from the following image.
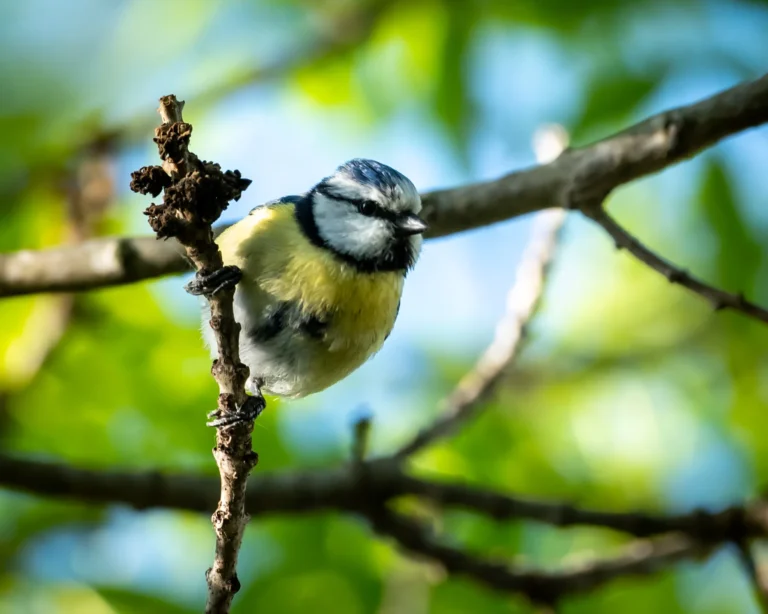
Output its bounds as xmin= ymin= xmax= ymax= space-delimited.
xmin=336 ymin=158 xmax=412 ymax=193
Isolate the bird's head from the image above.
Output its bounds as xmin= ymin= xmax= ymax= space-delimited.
xmin=304 ymin=159 xmax=427 ymax=272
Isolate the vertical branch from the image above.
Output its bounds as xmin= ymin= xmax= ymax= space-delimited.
xmin=395 ymin=126 xmax=569 ymax=459
xmin=130 ymin=95 xmax=255 ymax=614
xmin=0 ymin=144 xmax=115 ymax=435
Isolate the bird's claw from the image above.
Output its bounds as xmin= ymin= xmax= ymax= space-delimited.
xmin=185 ymin=265 xmax=242 ymax=297
xmin=206 ymin=394 xmax=266 ymax=429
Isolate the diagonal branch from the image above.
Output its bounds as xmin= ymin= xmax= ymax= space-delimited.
xmin=734 ymin=540 xmax=768 ymax=613
xmin=395 ymin=474 xmax=752 ymax=539
xmin=3 ymin=73 xmax=767 ymax=299
xmin=395 ymin=208 xmax=563 ymax=458
xmin=583 ymin=206 xmax=768 ymax=323
xmin=398 ymin=212 xmax=563 ymax=458
xmin=367 ymin=507 xmax=710 ymax=606
xmin=396 ymin=124 xmax=567 ymax=459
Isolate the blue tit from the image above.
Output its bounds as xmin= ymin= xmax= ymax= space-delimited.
xmin=195 ymin=158 xmax=427 ymax=411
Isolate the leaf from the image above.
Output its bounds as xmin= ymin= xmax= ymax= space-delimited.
xmin=572 ymin=70 xmax=663 ymax=141
xmin=0 ymin=495 xmax=105 ymax=564
xmin=697 ymin=158 xmax=761 ymax=293
xmin=486 ymin=0 xmax=664 ymax=34
xmin=294 ymin=54 xmax=357 ymax=108
xmin=97 ymin=587 xmax=198 ymax=614
xmin=433 ymin=1 xmax=476 ymax=163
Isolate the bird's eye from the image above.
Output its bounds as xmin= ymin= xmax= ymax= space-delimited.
xmin=358 ymin=200 xmax=376 ymax=216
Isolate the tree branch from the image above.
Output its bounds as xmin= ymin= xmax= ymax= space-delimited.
xmin=583 ymin=206 xmax=768 ymax=323
xmin=4 ymin=451 xmax=768 ymax=603
xmin=0 ymin=235 xmax=190 ymax=297
xmin=130 ymin=95 xmax=256 ymax=614
xmin=395 ymin=125 xmax=569 ymax=459
xmin=367 ymin=507 xmax=710 ymax=606
xmin=3 ymin=73 xmax=766 ymax=304
xmin=735 ymin=540 xmax=768 ymax=613
xmin=3 ymin=453 xmax=766 ymax=542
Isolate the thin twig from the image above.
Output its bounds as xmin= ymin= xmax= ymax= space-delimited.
xmin=4 ymin=73 xmax=768 ymax=298
xmin=395 ymin=209 xmax=564 ymax=458
xmin=735 ymin=540 xmax=768 ymax=613
xmin=395 ymin=475 xmax=750 ymax=539
xmin=351 ymin=414 xmax=373 ymax=466
xmin=584 ymin=206 xmax=768 ymax=323
xmin=130 ymin=95 xmax=255 ymax=614
xmin=368 ymin=507 xmax=710 ymax=606
xmin=395 ymin=126 xmax=569 ymax=459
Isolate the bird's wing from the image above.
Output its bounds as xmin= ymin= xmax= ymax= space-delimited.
xmin=249 ymin=194 xmax=305 ymax=215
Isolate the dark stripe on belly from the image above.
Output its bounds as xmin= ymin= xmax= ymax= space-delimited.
xmin=248 ymin=303 xmax=289 ymax=342
xmin=299 ymin=314 xmax=327 ymax=339
xmin=248 ymin=302 xmax=328 ymax=343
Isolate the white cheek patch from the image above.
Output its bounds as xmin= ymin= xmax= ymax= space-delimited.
xmin=313 ymin=193 xmax=392 ymax=259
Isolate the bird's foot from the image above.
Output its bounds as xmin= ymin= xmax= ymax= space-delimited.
xmin=185 ymin=265 xmax=242 ymax=297
xmin=206 ymin=393 xmax=266 ymax=429
xmin=245 ymin=376 xmax=264 ymax=397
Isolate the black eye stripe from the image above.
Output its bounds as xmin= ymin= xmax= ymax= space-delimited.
xmin=316 ymin=186 xmax=398 ymax=222
xmin=350 ymin=198 xmax=397 ymax=221
xmin=358 ymin=200 xmax=375 ymax=216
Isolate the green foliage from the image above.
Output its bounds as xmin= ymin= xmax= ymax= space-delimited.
xmin=97 ymin=588 xmax=199 ymax=614
xmin=698 ymin=158 xmax=761 ymax=293
xmin=2 ymin=0 xmax=768 ymax=612
xmin=572 ymin=68 xmax=663 ymax=142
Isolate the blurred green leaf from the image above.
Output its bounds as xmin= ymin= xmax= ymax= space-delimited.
xmin=698 ymin=158 xmax=761 ymax=293
xmin=434 ymin=1 xmax=476 ymax=160
xmin=0 ymin=494 xmax=105 ymax=566
xmin=97 ymin=587 xmax=197 ymax=614
xmin=564 ymin=569 xmax=687 ymax=614
xmin=573 ymin=70 xmax=662 ymax=141
xmin=429 ymin=576 xmax=530 ymax=613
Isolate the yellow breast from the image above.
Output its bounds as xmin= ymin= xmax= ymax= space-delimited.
xmin=217 ymin=203 xmax=404 ymax=394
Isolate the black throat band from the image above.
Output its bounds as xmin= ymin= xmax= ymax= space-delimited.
xmin=293 ymin=192 xmax=416 ymax=274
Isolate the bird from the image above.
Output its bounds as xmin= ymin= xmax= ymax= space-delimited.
xmin=186 ymin=159 xmax=427 ymax=427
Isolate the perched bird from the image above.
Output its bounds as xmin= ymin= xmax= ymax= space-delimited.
xmin=187 ymin=159 xmax=427 ymax=427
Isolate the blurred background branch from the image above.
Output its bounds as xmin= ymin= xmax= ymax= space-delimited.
xmin=3 ymin=1 xmax=768 ymax=612
xmin=2 ymin=74 xmax=767 ymax=329
xmin=5 ymin=452 xmax=768 ymax=541
xmin=583 ymin=206 xmax=768 ymax=323
xmin=2 ymin=449 xmax=766 ymax=606
xmin=395 ymin=125 xmax=569 ymax=459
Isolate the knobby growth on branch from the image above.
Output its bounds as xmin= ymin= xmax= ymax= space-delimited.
xmin=129 ymin=95 xmax=256 ymax=614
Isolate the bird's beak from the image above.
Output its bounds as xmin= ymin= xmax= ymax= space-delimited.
xmin=394 ymin=213 xmax=428 ymax=236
